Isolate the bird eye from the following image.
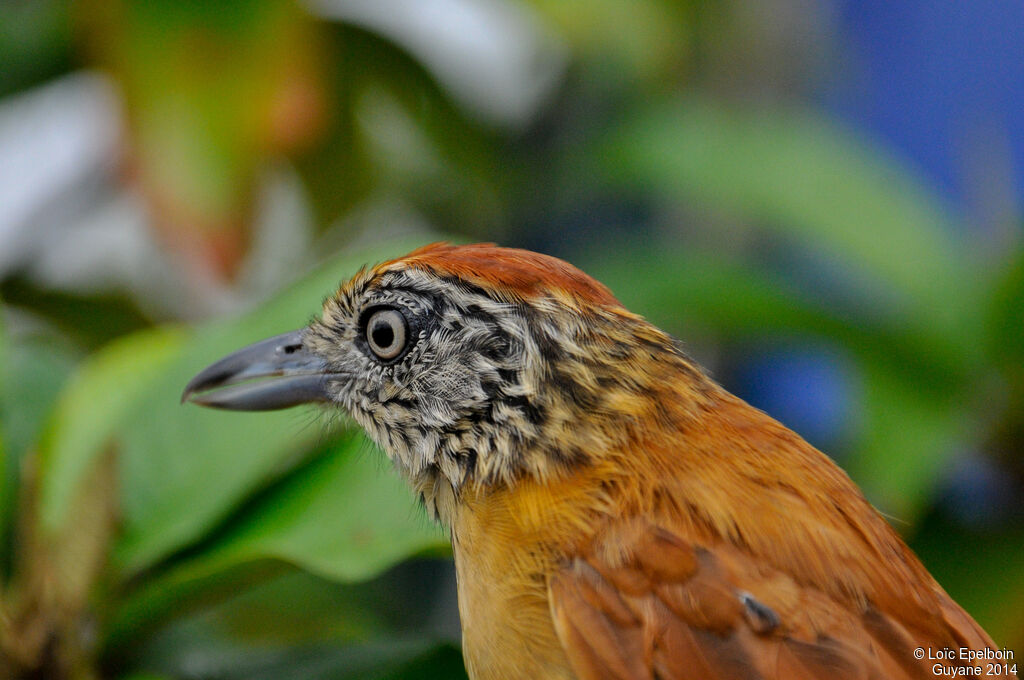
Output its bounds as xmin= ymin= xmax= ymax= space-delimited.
xmin=365 ymin=308 xmax=408 ymax=360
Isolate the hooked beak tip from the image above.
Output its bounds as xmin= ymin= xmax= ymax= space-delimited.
xmin=182 ymin=330 xmax=335 ymax=412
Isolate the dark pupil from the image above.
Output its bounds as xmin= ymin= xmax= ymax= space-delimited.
xmin=371 ymin=321 xmax=394 ymax=349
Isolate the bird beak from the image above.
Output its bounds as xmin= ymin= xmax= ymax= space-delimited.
xmin=181 ymin=330 xmax=334 ymax=411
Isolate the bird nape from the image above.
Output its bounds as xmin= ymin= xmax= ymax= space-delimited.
xmin=183 ymin=242 xmax=1014 ymax=680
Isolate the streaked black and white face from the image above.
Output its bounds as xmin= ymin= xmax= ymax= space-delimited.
xmin=184 ymin=249 xmax=689 ymax=514
xmin=305 ymin=266 xmax=544 ymax=489
xmin=185 ymin=264 xmax=556 ymax=496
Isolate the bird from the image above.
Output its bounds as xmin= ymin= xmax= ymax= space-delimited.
xmin=183 ymin=242 xmax=1012 ymax=680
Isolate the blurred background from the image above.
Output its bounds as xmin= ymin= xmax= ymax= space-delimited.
xmin=1 ymin=0 xmax=1023 ymax=678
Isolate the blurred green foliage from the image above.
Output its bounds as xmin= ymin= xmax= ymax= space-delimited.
xmin=0 ymin=0 xmax=1021 ymax=678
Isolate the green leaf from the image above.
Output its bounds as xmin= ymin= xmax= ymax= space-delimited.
xmin=583 ymin=245 xmax=972 ymax=389
xmin=0 ymin=327 xmax=6 ymax=580
xmin=165 ymin=568 xmax=388 ymax=645
xmin=111 ymin=565 xmax=447 ymax=672
xmin=1 ymin=335 xmax=80 ymax=493
xmin=112 ymin=238 xmax=435 ymax=574
xmin=203 ymin=431 xmax=446 ymax=583
xmin=0 ymin=308 xmax=7 ymax=534
xmin=127 ymin=638 xmax=466 ymax=680
xmin=530 ymin=0 xmax=692 ymax=82
xmin=0 ymin=0 xmax=73 ymax=97
xmin=0 ymin=322 xmax=80 ymax=575
xmin=37 ymin=328 xmax=185 ymax=533
xmin=847 ymin=365 xmax=974 ymax=523
xmin=911 ymin=518 xmax=1024 ymax=648
xmin=986 ymin=247 xmax=1024 ymax=396
xmin=376 ymin=642 xmax=468 ymax=680
xmin=229 ymin=640 xmax=468 ymax=680
xmin=94 ymin=0 xmax=326 ymax=229
xmin=599 ymin=97 xmax=983 ymax=341
xmin=109 ymin=435 xmax=446 ymax=645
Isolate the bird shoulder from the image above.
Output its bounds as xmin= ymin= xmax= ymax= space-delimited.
xmin=540 ymin=385 xmax=1004 ymax=680
xmin=549 ymin=514 xmax=1000 ymax=680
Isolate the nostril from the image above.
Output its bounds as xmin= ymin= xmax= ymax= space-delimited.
xmin=282 ymin=343 xmax=302 ymax=355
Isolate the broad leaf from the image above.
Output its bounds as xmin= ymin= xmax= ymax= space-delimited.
xmin=598 ymin=97 xmax=984 ymax=346
xmin=111 ymin=564 xmax=462 ymax=678
xmin=0 ymin=323 xmax=80 ymax=576
xmin=200 ymin=432 xmax=446 ymax=583
xmin=911 ymin=518 xmax=1024 ymax=649
xmin=37 ymin=328 xmax=184 ymax=532
xmin=848 ymin=365 xmax=974 ymax=523
xmin=0 ymin=311 xmax=6 ymax=571
xmin=108 ymin=434 xmax=446 ymax=646
xmin=111 ymin=238 xmax=434 ymax=573
xmin=985 ymin=247 xmax=1024 ymax=422
xmin=0 ymin=309 xmax=6 ymax=540
xmin=584 ymin=245 xmax=972 ymax=388
xmin=126 ymin=638 xmax=467 ymax=680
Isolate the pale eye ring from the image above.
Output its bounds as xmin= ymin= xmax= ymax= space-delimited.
xmin=365 ymin=308 xmax=408 ymax=360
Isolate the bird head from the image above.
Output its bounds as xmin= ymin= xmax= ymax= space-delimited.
xmin=184 ymin=243 xmax=702 ymax=517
